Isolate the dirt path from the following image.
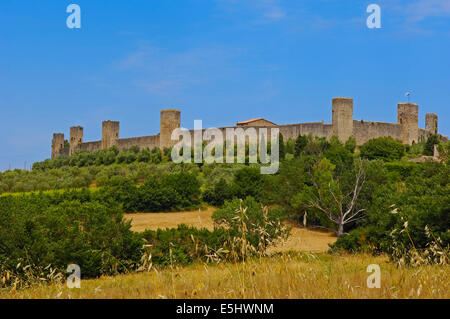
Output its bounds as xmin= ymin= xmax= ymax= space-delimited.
xmin=125 ymin=208 xmax=337 ymax=252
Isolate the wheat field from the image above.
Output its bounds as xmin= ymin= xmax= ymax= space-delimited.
xmin=124 ymin=208 xmax=337 ymax=252
xmin=2 ymin=209 xmax=447 ymax=299
xmin=2 ymin=253 xmax=448 ymax=299
xmin=124 ymin=208 xmax=216 ymax=232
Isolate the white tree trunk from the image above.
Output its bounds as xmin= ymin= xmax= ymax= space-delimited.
xmin=337 ymin=222 xmax=344 ymax=237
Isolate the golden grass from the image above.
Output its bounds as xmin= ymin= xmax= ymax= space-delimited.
xmin=124 ymin=207 xmax=216 ymax=232
xmin=3 ymin=253 xmax=448 ymax=299
xmin=125 ymin=209 xmax=337 ymax=252
xmin=269 ymin=222 xmax=336 ymax=253
xmin=6 ymin=209 xmax=444 ymax=299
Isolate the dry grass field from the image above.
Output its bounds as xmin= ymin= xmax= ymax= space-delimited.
xmin=125 ymin=208 xmax=337 ymax=252
xmin=3 ymin=208 xmax=447 ymax=299
xmin=124 ymin=207 xmax=215 ymax=232
xmin=2 ymin=253 xmax=448 ymax=299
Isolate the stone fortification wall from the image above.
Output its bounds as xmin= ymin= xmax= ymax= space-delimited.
xmin=51 ymin=97 xmax=444 ymax=158
xmin=117 ymin=135 xmax=160 ymax=150
xmin=353 ymin=121 xmax=402 ymax=145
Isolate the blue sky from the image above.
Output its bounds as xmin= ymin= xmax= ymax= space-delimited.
xmin=0 ymin=0 xmax=449 ymax=171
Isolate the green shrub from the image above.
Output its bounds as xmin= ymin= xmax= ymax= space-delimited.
xmin=0 ymin=199 xmax=143 ymax=279
xmin=1 ymin=171 xmax=201 ymax=213
xmin=97 ymin=178 xmax=140 ymax=212
xmin=278 ymin=133 xmax=286 ymax=160
xmin=330 ymin=226 xmax=379 ymax=253
xmin=324 ymin=137 xmax=354 ymax=175
xmin=345 ymin=137 xmax=356 ymax=153
xmin=424 ymin=134 xmax=440 ymax=156
xmin=138 ymin=179 xmax=182 ymax=212
xmin=294 ymin=135 xmax=309 ymax=156
xmin=162 ymin=172 xmax=201 ymax=208
xmin=213 ymin=197 xmax=288 ymax=248
xmin=360 ymin=137 xmax=405 ymax=162
xmin=150 ymin=147 xmax=162 ymax=164
xmin=203 ymin=178 xmax=234 ymax=207
xmin=232 ymin=167 xmax=264 ymax=201
xmin=385 ymin=161 xmax=418 ymax=179
xmin=141 ymin=198 xmax=289 ymax=266
xmin=332 ymin=162 xmax=450 ymax=256
xmin=141 ymin=225 xmax=229 ymax=266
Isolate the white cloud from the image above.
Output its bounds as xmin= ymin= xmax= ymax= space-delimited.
xmin=381 ymin=0 xmax=450 ymax=21
xmin=216 ymin=0 xmax=286 ymax=22
xmin=404 ymin=0 xmax=450 ymax=22
xmin=116 ymin=44 xmax=243 ymax=96
xmin=259 ymin=0 xmax=286 ymax=21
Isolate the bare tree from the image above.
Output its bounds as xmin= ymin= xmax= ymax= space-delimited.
xmin=305 ymin=158 xmax=367 ymax=237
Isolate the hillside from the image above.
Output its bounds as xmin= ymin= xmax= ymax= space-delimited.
xmin=1 ymin=136 xmax=448 ymax=299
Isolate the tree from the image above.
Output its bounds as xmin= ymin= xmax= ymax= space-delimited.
xmin=285 ymin=138 xmax=295 ymax=155
xmin=424 ymin=134 xmax=440 ymax=156
xmin=203 ymin=178 xmax=234 ymax=206
xmin=150 ymin=147 xmax=162 ymax=164
xmin=129 ymin=145 xmax=140 ymax=154
xmin=345 ymin=137 xmax=356 ymax=153
xmin=325 ymin=137 xmax=354 ymax=176
xmin=278 ymin=133 xmax=285 ymax=160
xmin=116 ymin=151 xmax=127 ymax=164
xmin=294 ymin=135 xmax=309 ymax=157
xmin=162 ymin=172 xmax=201 ymax=207
xmin=360 ymin=137 xmax=405 ymax=162
xmin=303 ymin=136 xmax=330 ymax=156
xmin=332 ymin=161 xmax=450 ymax=255
xmin=137 ymin=148 xmax=151 ymax=163
xmin=437 ymin=141 xmax=450 ymax=163
xmin=103 ymin=149 xmax=117 ymax=165
xmin=125 ymin=151 xmax=137 ymax=164
xmin=293 ymin=158 xmax=368 ymax=237
xmin=232 ymin=167 xmax=264 ymax=201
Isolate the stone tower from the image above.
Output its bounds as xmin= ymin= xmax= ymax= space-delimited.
xmin=332 ymin=97 xmax=354 ymax=142
xmin=160 ymin=109 xmax=181 ymax=148
xmin=51 ymin=133 xmax=65 ymax=159
xmin=69 ymin=126 xmax=83 ymax=156
xmin=102 ymin=121 xmax=120 ymax=150
xmin=397 ymin=103 xmax=419 ymax=144
xmin=425 ymin=113 xmax=438 ymax=135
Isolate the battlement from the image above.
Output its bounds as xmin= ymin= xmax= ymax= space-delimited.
xmin=70 ymin=126 xmax=83 ymax=156
xmin=102 ymin=120 xmax=120 ymax=150
xmin=160 ymin=109 xmax=181 ymax=149
xmin=51 ymin=133 xmax=65 ymax=159
xmin=332 ymin=97 xmax=354 ymax=142
xmin=51 ymin=97 xmax=445 ymax=158
xmin=398 ymin=103 xmax=419 ymax=145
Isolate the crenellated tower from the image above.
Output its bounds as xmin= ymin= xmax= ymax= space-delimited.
xmin=425 ymin=113 xmax=438 ymax=135
xmin=51 ymin=133 xmax=65 ymax=159
xmin=332 ymin=97 xmax=354 ymax=143
xmin=160 ymin=109 xmax=181 ymax=148
xmin=69 ymin=126 xmax=83 ymax=156
xmin=398 ymin=103 xmax=419 ymax=144
xmin=49 ymin=99 xmax=445 ymax=160
xmin=102 ymin=121 xmax=120 ymax=149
